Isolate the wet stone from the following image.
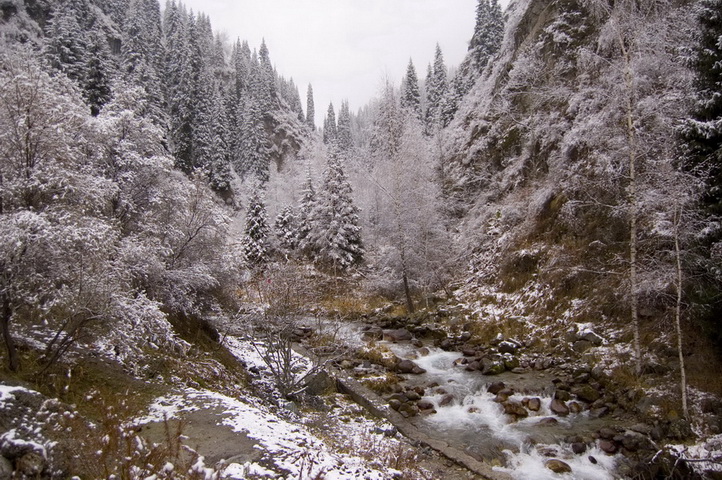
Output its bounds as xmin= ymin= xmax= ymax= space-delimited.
xmin=598 ymin=439 xmax=617 ymax=454
xmin=417 ymin=399 xmax=435 ymax=410
xmin=571 ymin=442 xmax=587 ymax=454
xmin=526 ymin=397 xmax=541 ymax=412
xmin=504 ymin=401 xmax=528 ymax=419
xmin=572 ymin=384 xmax=601 ymax=403
xmin=545 ymin=459 xmax=572 ymax=474
xmin=550 ymin=398 xmax=570 ymax=416
xmin=439 ymin=394 xmax=455 ymax=407
xmin=487 ymin=382 xmax=506 ymax=395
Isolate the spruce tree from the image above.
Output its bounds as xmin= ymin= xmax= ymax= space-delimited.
xmin=164 ymin=0 xmax=194 ymax=170
xmin=337 ymin=100 xmax=353 ymax=153
xmin=684 ymin=0 xmax=722 ymax=214
xmin=296 ymin=170 xmax=317 ymax=255
xmin=424 ymin=45 xmax=448 ymax=134
xmin=469 ymin=0 xmax=504 ymax=73
xmin=323 ymin=102 xmax=337 ymax=145
xmin=306 ymin=84 xmax=316 ymax=130
xmin=243 ymin=190 xmax=271 ymax=266
xmin=306 ymin=153 xmax=364 ymax=271
xmin=275 ymin=206 xmax=298 ymax=254
xmin=401 ymin=59 xmax=422 ymax=120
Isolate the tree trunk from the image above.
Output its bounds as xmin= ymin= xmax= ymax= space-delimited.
xmin=1 ymin=295 xmax=19 ymax=372
xmin=402 ymin=271 xmax=415 ymax=314
xmin=673 ymin=204 xmax=689 ymax=419
xmin=620 ymin=36 xmax=642 ymax=377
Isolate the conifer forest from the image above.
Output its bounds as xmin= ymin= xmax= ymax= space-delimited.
xmin=2 ymin=0 xmax=722 ymax=478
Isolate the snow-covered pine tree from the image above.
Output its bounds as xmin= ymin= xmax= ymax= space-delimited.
xmin=44 ymin=1 xmax=89 ymax=87
xmin=469 ymin=0 xmax=504 ymax=73
xmin=323 ymin=102 xmax=338 ymax=145
xmin=401 ymin=59 xmax=422 ymax=121
xmin=296 ymin=170 xmax=317 ymax=256
xmin=275 ymin=206 xmax=298 ymax=254
xmin=84 ymin=29 xmax=113 ymax=116
xmin=306 ymin=152 xmax=363 ymax=271
xmin=306 ymin=84 xmax=316 ymax=130
xmin=258 ymin=39 xmax=276 ymax=113
xmin=239 ymin=53 xmax=272 ymax=182
xmin=684 ymin=0 xmax=722 ymax=215
xmin=163 ymin=0 xmax=194 ymax=170
xmin=243 ymin=189 xmax=271 ymax=266
xmin=337 ymin=100 xmax=352 ymax=154
xmin=424 ymin=45 xmax=448 ymax=134
xmin=121 ymin=0 xmax=165 ymax=124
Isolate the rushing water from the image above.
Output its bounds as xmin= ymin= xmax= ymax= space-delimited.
xmin=382 ymin=342 xmax=621 ymax=478
xmin=306 ymin=319 xmax=621 ymax=478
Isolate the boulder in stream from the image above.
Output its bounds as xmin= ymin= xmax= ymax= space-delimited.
xmin=504 ymin=401 xmax=529 ymax=419
xmin=545 ymin=459 xmax=572 ymax=474
xmin=550 ymin=398 xmax=570 ymax=416
xmin=396 ymin=359 xmax=426 ymax=374
xmin=384 ymin=328 xmax=413 ymax=342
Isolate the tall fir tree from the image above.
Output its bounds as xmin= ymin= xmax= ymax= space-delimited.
xmin=306 ymin=84 xmax=316 ymax=130
xmin=296 ymin=170 xmax=317 ymax=254
xmin=337 ymin=100 xmax=353 ymax=154
xmin=684 ymin=0 xmax=722 ymax=215
xmin=163 ymin=0 xmax=195 ymax=170
xmin=323 ymin=102 xmax=338 ymax=145
xmin=121 ymin=0 xmax=165 ymax=123
xmin=469 ymin=0 xmax=504 ymax=73
xmin=424 ymin=45 xmax=448 ymax=134
xmin=275 ymin=206 xmax=299 ymax=254
xmin=243 ymin=189 xmax=271 ymax=266
xmin=306 ymin=153 xmax=364 ymax=271
xmin=401 ymin=59 xmax=422 ymax=121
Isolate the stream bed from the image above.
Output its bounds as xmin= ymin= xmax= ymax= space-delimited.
xmin=320 ymin=319 xmax=626 ymax=479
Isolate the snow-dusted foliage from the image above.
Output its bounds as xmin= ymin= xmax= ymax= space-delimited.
xmin=303 ymin=150 xmax=364 ymax=271
xmin=0 ymin=47 xmax=238 ymax=371
xmin=242 ymin=188 xmax=271 ymax=266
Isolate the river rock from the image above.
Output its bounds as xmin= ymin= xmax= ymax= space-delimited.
xmin=503 ymin=354 xmax=520 ymax=370
xmin=439 ymin=394 xmax=455 ymax=407
xmin=487 ymin=382 xmax=506 ymax=395
xmin=384 ymin=328 xmax=413 ymax=342
xmin=550 ymin=398 xmax=570 ymax=416
xmin=465 ymin=361 xmax=480 ymax=371
xmin=417 ymin=347 xmax=430 ymax=357
xmin=480 ymin=357 xmax=506 ymax=375
xmin=396 ymin=359 xmax=426 ymax=374
xmin=599 ymin=439 xmax=617 ymax=454
xmin=598 ymin=427 xmax=617 ymax=440
xmin=525 ymin=397 xmax=541 ymax=412
xmin=620 ymin=431 xmax=653 ymax=452
xmin=405 ymin=390 xmax=421 ymax=402
xmin=398 ymin=403 xmax=419 ymax=418
xmin=498 ymin=340 xmax=520 ymax=354
xmin=569 ymin=401 xmax=583 ymax=414
xmin=388 ymin=399 xmax=402 ymax=411
xmin=572 ymin=384 xmax=601 ymax=403
xmin=554 ymin=389 xmax=572 ymax=402
xmin=504 ymin=401 xmax=528 ymax=419
xmin=417 ymin=399 xmax=435 ymax=410
xmin=495 ymin=388 xmax=515 ymax=403
xmin=539 ymin=417 xmax=559 ymax=425
xmin=571 ymin=442 xmax=587 ymax=454
xmin=304 ymin=371 xmax=336 ymax=395
xmin=545 ymin=459 xmax=572 ymax=474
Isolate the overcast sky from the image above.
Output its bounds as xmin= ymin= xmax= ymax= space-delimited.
xmin=179 ymin=0 xmax=500 ymax=122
